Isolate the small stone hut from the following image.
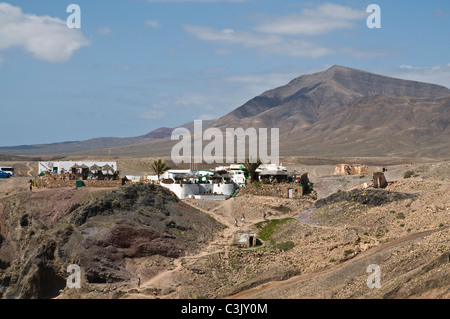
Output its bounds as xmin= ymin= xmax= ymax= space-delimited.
xmin=373 ymin=172 xmax=388 ymax=188
xmin=232 ymin=231 xmax=257 ymax=248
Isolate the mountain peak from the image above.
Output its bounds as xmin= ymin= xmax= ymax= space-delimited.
xmin=213 ymin=64 xmax=450 ymax=130
xmin=326 ymin=64 xmax=349 ymax=71
xmin=322 ymin=64 xmax=366 ymax=77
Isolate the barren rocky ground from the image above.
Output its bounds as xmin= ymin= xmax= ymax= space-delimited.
xmin=0 ymin=159 xmax=448 ymax=299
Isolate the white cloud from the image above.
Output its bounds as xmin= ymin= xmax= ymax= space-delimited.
xmin=144 ymin=20 xmax=161 ymax=28
xmin=97 ymin=26 xmax=112 ymax=35
xmin=392 ymin=63 xmax=450 ymax=89
xmin=183 ymin=25 xmax=278 ymax=46
xmin=0 ymin=3 xmax=89 ymax=63
xmin=181 ymin=3 xmax=376 ymax=59
xmin=182 ymin=24 xmax=333 ymax=58
xmin=254 ymin=3 xmax=366 ymax=36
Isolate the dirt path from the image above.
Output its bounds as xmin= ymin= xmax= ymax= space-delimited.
xmin=126 ymin=198 xmax=262 ymax=298
xmin=227 ymin=226 xmax=449 ymax=299
xmin=125 ymin=199 xmax=236 ymax=298
xmin=26 ymin=162 xmax=34 ymax=177
xmin=131 ymin=193 xmax=353 ymax=298
xmin=121 ymin=170 xmax=450 ymax=299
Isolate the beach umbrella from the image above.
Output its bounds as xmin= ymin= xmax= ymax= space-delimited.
xmin=90 ymin=164 xmax=102 ymax=173
xmin=90 ymin=164 xmax=101 ymax=171
xmin=102 ymin=164 xmax=115 ymax=174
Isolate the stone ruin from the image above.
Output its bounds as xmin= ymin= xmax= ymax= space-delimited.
xmin=232 ymin=231 xmax=257 ymax=248
xmin=334 ymin=164 xmax=370 ymax=176
xmin=373 ymin=172 xmax=388 ymax=188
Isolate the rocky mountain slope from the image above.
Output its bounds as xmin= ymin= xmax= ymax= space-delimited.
xmin=213 ymin=65 xmax=450 ymax=129
xmin=80 ymin=65 xmax=450 ymax=158
xmin=0 ymin=183 xmax=224 ymax=298
xmin=211 ymin=65 xmax=450 ymax=157
xmin=1 ymin=66 xmax=449 ymax=158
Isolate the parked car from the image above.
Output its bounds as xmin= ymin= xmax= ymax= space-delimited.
xmin=0 ymin=171 xmax=11 ymax=178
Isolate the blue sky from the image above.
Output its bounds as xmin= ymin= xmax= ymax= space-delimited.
xmin=0 ymin=0 xmax=449 ymax=146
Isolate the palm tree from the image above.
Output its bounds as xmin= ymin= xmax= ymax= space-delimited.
xmin=243 ymin=157 xmax=262 ymax=183
xmin=151 ymin=159 xmax=171 ymax=181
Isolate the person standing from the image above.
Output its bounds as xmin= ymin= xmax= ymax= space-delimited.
xmin=241 ymin=213 xmax=245 ymax=224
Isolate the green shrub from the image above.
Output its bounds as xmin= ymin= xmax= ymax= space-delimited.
xmin=403 ymin=170 xmax=414 ymax=179
xmin=256 ymin=218 xmax=293 ymax=245
xmin=376 ymin=226 xmax=388 ymax=238
xmin=396 ymin=213 xmax=405 ymax=219
xmin=344 ymin=249 xmax=355 ymax=257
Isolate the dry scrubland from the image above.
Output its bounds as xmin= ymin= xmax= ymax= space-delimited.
xmin=0 ymin=158 xmax=448 ymax=299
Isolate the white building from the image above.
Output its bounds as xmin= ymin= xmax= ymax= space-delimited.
xmin=161 ymin=169 xmax=215 ymax=182
xmin=160 ymin=181 xmax=236 ymax=200
xmin=256 ymin=163 xmax=287 ymax=173
xmin=159 ymin=169 xmax=236 ymax=199
xmin=214 ymin=165 xmax=247 ymax=186
xmin=228 ymin=170 xmax=246 ymax=186
xmin=125 ymin=175 xmax=142 ymax=183
xmin=38 ymin=161 xmax=118 ymax=175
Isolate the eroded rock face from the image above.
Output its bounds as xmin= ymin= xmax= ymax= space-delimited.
xmin=334 ymin=164 xmax=370 ymax=176
xmin=0 ymin=183 xmax=224 ymax=298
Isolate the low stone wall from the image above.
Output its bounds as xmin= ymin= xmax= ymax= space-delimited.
xmin=237 ymin=183 xmax=304 ymax=198
xmin=34 ymin=176 xmax=121 ymax=188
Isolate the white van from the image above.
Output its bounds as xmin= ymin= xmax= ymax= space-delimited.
xmin=0 ymin=167 xmax=14 ymax=176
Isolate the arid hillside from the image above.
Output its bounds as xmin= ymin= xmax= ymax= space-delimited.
xmin=0 ymin=159 xmax=448 ymax=299
xmin=0 ymin=183 xmax=224 ymax=298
